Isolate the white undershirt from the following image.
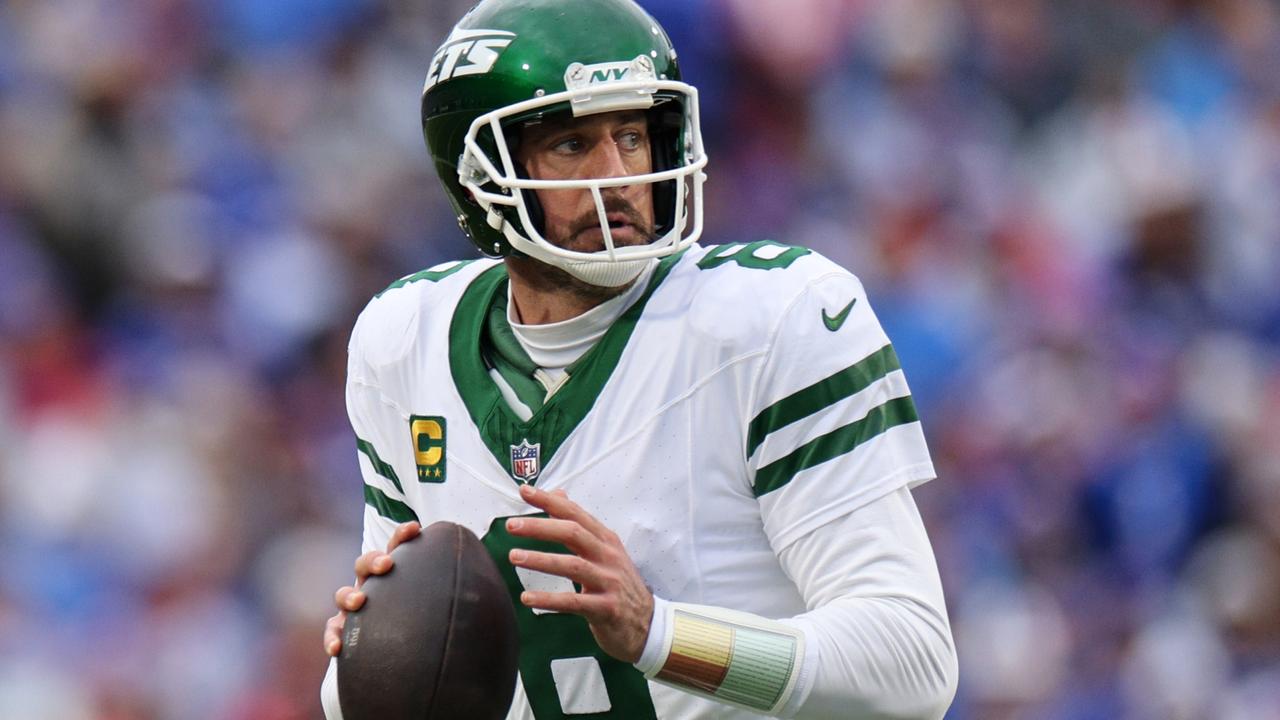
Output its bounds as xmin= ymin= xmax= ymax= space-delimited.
xmin=507 ymin=261 xmax=655 ymax=385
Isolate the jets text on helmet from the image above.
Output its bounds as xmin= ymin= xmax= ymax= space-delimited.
xmin=424 ymin=28 xmax=517 ymax=91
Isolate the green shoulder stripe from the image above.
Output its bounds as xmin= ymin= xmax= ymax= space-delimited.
xmin=753 ymin=395 xmax=919 ymax=497
xmin=376 ymin=260 xmax=478 ymax=298
xmin=364 ymin=484 xmax=419 ymax=523
xmin=696 ymin=240 xmax=811 ymax=271
xmin=747 ymin=344 xmax=901 ymax=459
xmin=356 ymin=438 xmax=403 ymax=493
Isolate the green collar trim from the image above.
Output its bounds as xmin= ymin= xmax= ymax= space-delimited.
xmin=484 ymin=286 xmax=547 ymax=413
xmin=449 ymin=254 xmax=686 ymax=484
xmin=485 ymin=288 xmax=539 ymax=376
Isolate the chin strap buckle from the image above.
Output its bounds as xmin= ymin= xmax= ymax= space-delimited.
xmin=486 ymin=204 xmax=505 ymax=231
xmin=457 ymin=151 xmax=490 ymax=187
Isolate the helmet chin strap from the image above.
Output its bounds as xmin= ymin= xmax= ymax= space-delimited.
xmin=501 ymin=217 xmax=664 ymax=288
xmin=561 ymin=255 xmax=655 ymax=287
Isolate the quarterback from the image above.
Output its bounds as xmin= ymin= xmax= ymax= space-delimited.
xmin=321 ymin=0 xmax=957 ymax=718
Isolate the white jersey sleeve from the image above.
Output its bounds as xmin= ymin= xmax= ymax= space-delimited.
xmin=631 ymin=248 xmax=953 ymax=718
xmin=779 ymin=487 xmax=957 ymax=719
xmin=737 ymin=266 xmax=952 ymax=717
xmin=746 ymin=270 xmax=936 ymax=551
xmin=346 ymin=288 xmax=422 ymax=555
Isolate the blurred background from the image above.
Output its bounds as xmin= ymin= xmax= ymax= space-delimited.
xmin=2 ymin=0 xmax=1279 ymax=717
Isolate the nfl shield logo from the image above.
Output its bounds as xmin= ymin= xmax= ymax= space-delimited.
xmin=510 ymin=439 xmax=541 ymax=483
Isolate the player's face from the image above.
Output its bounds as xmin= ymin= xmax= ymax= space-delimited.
xmin=515 ymin=111 xmax=656 ymax=253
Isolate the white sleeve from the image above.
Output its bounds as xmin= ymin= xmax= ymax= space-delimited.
xmin=320 ymin=343 xmax=412 ymax=720
xmin=320 ymin=658 xmax=344 ymax=720
xmin=743 ymin=270 xmax=953 ymax=716
xmin=778 ymin=487 xmax=957 ymax=719
xmin=635 ymin=268 xmax=954 ymax=717
xmin=634 ymin=486 xmax=956 ymax=719
xmin=346 ymin=312 xmax=419 ymax=554
xmin=747 ymin=272 xmax=935 ymax=550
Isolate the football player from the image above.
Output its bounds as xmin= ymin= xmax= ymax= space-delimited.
xmin=322 ymin=0 xmax=957 ymax=717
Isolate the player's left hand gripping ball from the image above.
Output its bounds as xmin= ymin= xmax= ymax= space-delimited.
xmin=335 ymin=521 xmax=520 ymax=720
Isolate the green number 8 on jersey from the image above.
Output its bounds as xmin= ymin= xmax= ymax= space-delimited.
xmin=483 ymin=516 xmax=658 ymax=718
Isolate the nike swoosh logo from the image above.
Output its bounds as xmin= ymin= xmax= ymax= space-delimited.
xmin=822 ymin=298 xmax=857 ymax=331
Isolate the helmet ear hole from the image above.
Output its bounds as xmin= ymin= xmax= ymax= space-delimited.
xmin=648 ymin=102 xmax=683 ymax=237
xmin=652 ymin=179 xmax=677 ymax=237
xmin=512 ymin=162 xmax=547 ymax=239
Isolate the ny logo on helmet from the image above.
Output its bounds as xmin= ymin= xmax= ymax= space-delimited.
xmin=593 ymin=68 xmax=626 ymax=83
xmin=424 ymin=28 xmax=516 ymax=91
xmin=565 ymin=56 xmax=656 ymax=91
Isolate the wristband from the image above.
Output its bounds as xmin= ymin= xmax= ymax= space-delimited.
xmin=637 ymin=599 xmax=805 ymax=715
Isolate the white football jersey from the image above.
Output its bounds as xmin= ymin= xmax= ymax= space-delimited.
xmin=345 ymin=242 xmax=936 ymax=719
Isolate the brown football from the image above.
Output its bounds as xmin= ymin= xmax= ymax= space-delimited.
xmin=337 ymin=521 xmax=520 ymax=720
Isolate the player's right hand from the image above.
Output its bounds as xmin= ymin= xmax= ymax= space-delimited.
xmin=323 ymin=521 xmax=421 ymax=657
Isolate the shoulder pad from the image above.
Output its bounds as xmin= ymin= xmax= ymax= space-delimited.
xmin=351 ymin=259 xmax=496 ymax=370
xmin=662 ymin=242 xmax=857 ymax=351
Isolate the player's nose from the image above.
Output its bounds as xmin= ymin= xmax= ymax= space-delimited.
xmin=587 ymin=142 xmax=645 ymax=207
xmin=586 ymin=135 xmax=639 ymax=180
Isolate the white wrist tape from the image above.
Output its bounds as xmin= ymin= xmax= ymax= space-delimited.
xmin=636 ymin=599 xmax=806 ymax=715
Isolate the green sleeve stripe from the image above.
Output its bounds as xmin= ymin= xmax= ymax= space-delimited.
xmin=364 ymin=484 xmax=419 ymax=524
xmin=356 ymin=439 xmax=404 ymax=493
xmin=747 ymin=345 xmax=901 ymax=458
xmin=753 ymin=395 xmax=919 ymax=497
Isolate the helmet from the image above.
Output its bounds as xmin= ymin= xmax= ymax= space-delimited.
xmin=421 ymin=0 xmax=707 ymax=287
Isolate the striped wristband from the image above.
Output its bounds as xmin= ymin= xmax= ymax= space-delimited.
xmin=636 ymin=598 xmax=806 ymax=715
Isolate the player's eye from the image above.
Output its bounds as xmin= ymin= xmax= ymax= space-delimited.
xmin=551 ymin=136 xmax=584 ymax=155
xmin=616 ymin=129 xmax=646 ymax=152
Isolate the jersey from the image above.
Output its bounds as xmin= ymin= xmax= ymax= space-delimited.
xmin=344 ymin=241 xmax=936 ymax=719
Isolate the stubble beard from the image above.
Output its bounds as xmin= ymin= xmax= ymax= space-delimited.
xmin=513 ymin=197 xmax=657 ymax=305
xmin=506 ymin=255 xmax=633 ymax=305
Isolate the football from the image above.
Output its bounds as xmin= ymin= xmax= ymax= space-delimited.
xmin=337 ymin=521 xmax=520 ymax=720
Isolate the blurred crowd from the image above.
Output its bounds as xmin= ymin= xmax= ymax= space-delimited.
xmin=2 ymin=0 xmax=1278 ymax=718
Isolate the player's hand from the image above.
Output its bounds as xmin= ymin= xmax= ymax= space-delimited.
xmin=506 ymin=484 xmax=653 ymax=663
xmin=323 ymin=521 xmax=421 ymax=657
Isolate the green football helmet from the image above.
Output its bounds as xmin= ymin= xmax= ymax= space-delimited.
xmin=421 ymin=0 xmax=707 ymax=287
